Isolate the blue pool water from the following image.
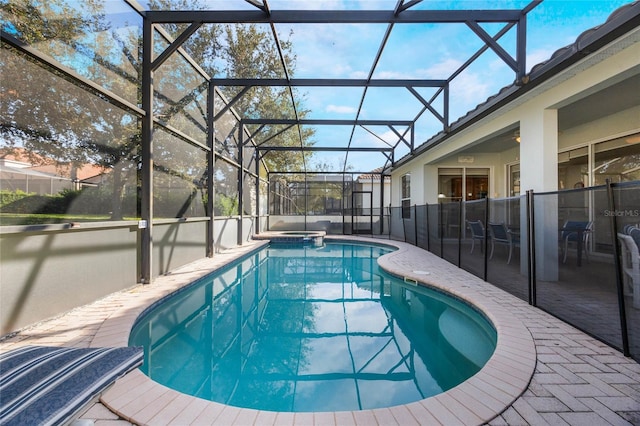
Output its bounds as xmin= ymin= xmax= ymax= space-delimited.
xmin=129 ymin=242 xmax=496 ymax=412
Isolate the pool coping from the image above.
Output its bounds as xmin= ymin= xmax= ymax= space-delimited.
xmin=92 ymin=237 xmax=536 ymax=425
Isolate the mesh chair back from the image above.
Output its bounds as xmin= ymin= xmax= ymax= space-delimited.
xmin=629 ymin=227 xmax=640 ymax=252
xmin=489 ymin=223 xmax=509 ymax=242
xmin=468 ymin=220 xmax=484 ymax=238
xmin=562 ymin=220 xmax=590 ymax=242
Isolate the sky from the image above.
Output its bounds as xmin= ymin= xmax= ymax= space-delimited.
xmin=136 ymin=0 xmax=633 ymax=173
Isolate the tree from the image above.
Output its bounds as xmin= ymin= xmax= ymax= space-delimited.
xmin=1 ymin=0 xmax=140 ymax=220
xmin=148 ymin=0 xmax=315 ymax=172
xmin=1 ymin=0 xmax=315 ymax=222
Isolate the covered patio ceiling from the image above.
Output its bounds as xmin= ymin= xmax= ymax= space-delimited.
xmin=435 ymin=70 xmax=640 ymax=158
xmin=143 ymin=0 xmax=543 ymax=175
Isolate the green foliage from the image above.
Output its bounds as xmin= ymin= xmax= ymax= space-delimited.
xmin=0 ymin=188 xmax=115 ymax=215
xmin=0 ymin=213 xmax=111 ymax=226
xmin=2 ymin=0 xmax=316 ymax=230
xmin=0 ymin=0 xmax=105 ymax=45
xmin=0 ymin=192 xmax=68 ymax=215
xmin=0 ymin=190 xmax=32 ymax=207
xmin=148 ymin=0 xmax=316 ymax=173
xmin=0 ymin=187 xmax=209 ymax=221
xmin=2 ymin=0 xmax=141 ymax=220
xmin=215 ymin=193 xmax=239 ymax=217
xmin=218 ymin=24 xmax=315 ymax=172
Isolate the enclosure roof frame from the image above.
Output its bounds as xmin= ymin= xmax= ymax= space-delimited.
xmin=145 ymin=1 xmax=536 ymax=174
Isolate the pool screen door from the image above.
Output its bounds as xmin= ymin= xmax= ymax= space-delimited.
xmin=351 ymin=191 xmax=373 ymax=234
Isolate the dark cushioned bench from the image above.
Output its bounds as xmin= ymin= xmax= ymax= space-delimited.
xmin=0 ymin=346 xmax=143 ymax=426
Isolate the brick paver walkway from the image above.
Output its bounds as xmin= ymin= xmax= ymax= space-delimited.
xmin=1 ymin=237 xmax=638 ymax=425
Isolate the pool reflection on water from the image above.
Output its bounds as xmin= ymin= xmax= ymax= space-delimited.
xmin=129 ymin=243 xmax=496 ymax=412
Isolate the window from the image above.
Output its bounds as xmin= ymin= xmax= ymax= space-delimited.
xmin=438 ymin=168 xmax=462 ymax=202
xmin=465 ymin=168 xmax=489 ymax=201
xmin=508 ymin=163 xmax=520 ymax=197
xmin=593 ymin=134 xmax=640 ymax=185
xmin=438 ymin=167 xmax=489 ymax=201
xmin=558 ymin=147 xmax=588 ymax=189
xmin=557 ymin=133 xmax=640 ymax=188
xmin=401 ymin=174 xmax=411 ymax=218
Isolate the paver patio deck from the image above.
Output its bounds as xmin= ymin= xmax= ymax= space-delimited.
xmin=1 ymin=237 xmax=638 ymax=425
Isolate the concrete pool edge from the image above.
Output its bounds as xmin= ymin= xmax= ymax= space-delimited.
xmin=92 ymin=237 xmax=536 ymax=425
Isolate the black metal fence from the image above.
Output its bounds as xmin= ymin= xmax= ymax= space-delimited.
xmin=388 ymin=180 xmax=640 ymax=362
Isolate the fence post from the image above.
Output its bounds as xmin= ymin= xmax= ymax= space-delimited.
xmin=439 ymin=202 xmax=444 ymax=258
xmin=483 ymin=197 xmax=489 ymax=281
xmin=606 ymin=179 xmax=630 ymax=357
xmin=414 ymin=204 xmax=418 ymax=246
xmin=458 ymin=199 xmax=463 ymax=267
xmin=527 ymin=190 xmax=536 ymax=306
xmin=425 ymin=203 xmax=431 ymax=252
xmin=402 ymin=207 xmax=407 ymax=243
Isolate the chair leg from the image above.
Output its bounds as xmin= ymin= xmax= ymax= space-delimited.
xmin=584 ymin=241 xmax=590 ymax=264
xmin=507 ymin=244 xmax=513 ymax=264
xmin=623 ymin=273 xmax=632 ymax=296
xmin=563 ymin=239 xmax=569 ymax=263
xmin=489 ymin=240 xmax=495 ymax=259
xmin=470 ymin=239 xmax=475 ymax=254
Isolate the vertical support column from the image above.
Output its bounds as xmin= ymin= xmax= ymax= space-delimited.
xmin=527 ymin=190 xmax=536 ymax=305
xmin=483 ymin=196 xmax=489 ymax=281
xmin=342 ymin=173 xmax=346 ymax=235
xmin=266 ymin=170 xmax=271 ymax=231
xmin=439 ymin=202 xmax=443 ymax=258
xmin=140 ymin=17 xmax=154 ymax=284
xmin=607 ymin=180 xmax=630 ymax=356
xmin=458 ymin=199 xmax=463 ymax=267
xmin=379 ymin=173 xmax=385 ymax=235
xmin=304 ymin=173 xmax=308 ymax=232
xmin=516 ymin=14 xmax=527 ymax=85
xmin=206 ymin=82 xmax=215 ymax=257
xmin=443 ymin=84 xmax=450 ymax=132
xmin=255 ymin=151 xmax=261 ymax=235
xmin=237 ymin=123 xmax=244 ymax=245
xmin=410 ymin=124 xmax=415 ymax=153
xmin=520 ymin=108 xmax=559 ymax=281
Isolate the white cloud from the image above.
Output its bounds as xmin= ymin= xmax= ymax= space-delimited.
xmin=282 ymin=20 xmax=387 ymax=78
xmin=351 ymin=128 xmax=401 ymax=149
xmin=375 ymin=70 xmax=413 ymax=79
xmin=326 ymin=105 xmax=357 ymax=114
xmin=378 ymin=129 xmax=403 ymax=145
xmin=403 ymin=58 xmax=493 ymax=117
xmin=420 ymin=58 xmax=463 ymax=78
xmin=526 ymin=48 xmax=556 ymax=72
xmin=350 ymin=70 xmax=368 ymax=79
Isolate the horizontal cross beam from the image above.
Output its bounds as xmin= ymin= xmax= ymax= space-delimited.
xmin=147 ymin=9 xmax=522 ymax=24
xmin=243 ymin=119 xmax=413 ymax=126
xmin=212 ymin=78 xmax=447 ymax=87
xmin=258 ymin=146 xmax=392 ymax=152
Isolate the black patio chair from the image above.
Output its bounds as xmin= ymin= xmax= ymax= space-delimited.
xmin=466 ymin=220 xmax=485 ymax=254
xmin=488 ymin=222 xmax=519 ymax=264
xmin=560 ymin=220 xmax=593 ymax=264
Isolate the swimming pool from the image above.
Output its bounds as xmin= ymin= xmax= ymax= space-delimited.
xmin=129 ymin=242 xmax=497 ymax=412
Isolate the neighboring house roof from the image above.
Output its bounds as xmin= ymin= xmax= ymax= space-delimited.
xmin=0 ymin=148 xmax=107 ymax=182
xmin=30 ymin=163 xmax=106 ymax=181
xmin=394 ymin=1 xmax=640 ymax=169
xmin=0 ymin=148 xmax=51 ymax=168
xmin=0 ymin=163 xmax=71 ymax=179
xmin=357 ymin=167 xmax=391 ymax=181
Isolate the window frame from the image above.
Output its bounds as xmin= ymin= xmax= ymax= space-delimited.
xmin=401 ymin=173 xmax=411 ymax=219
